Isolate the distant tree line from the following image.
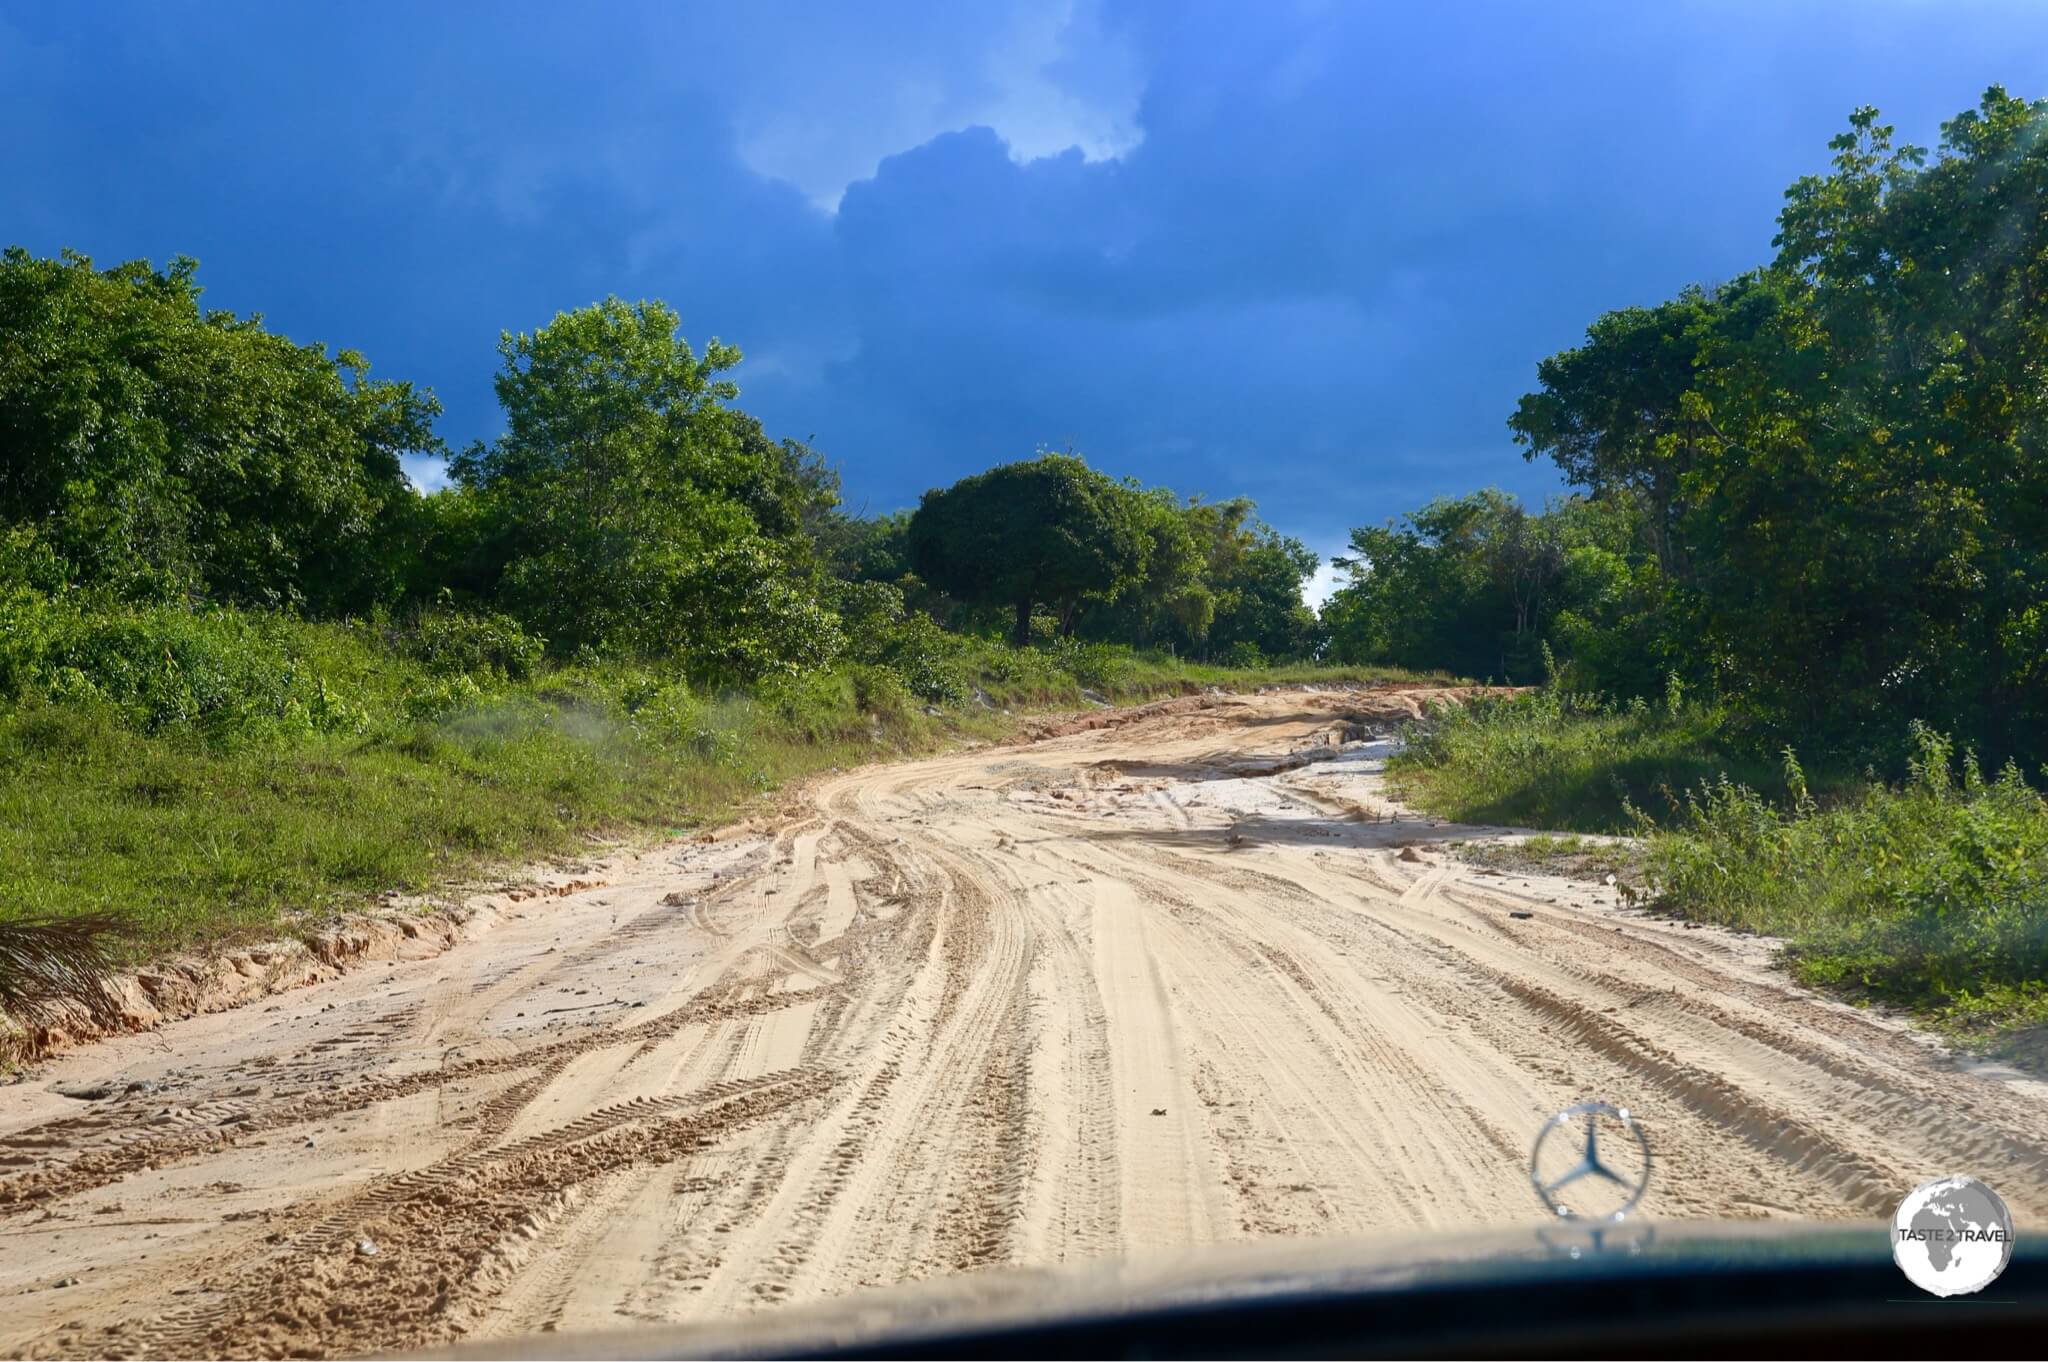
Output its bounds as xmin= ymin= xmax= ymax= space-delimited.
xmin=1324 ymin=87 xmax=2048 ymax=767
xmin=0 ymin=249 xmax=1320 ymax=695
xmin=876 ymin=453 xmax=1315 ymax=660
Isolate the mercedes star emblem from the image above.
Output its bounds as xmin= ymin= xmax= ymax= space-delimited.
xmin=1529 ymin=1101 xmax=1652 ymax=1221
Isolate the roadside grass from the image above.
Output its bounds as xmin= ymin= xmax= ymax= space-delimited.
xmin=1386 ymin=687 xmax=1789 ymax=833
xmin=948 ymin=634 xmax=1449 ymax=711
xmin=0 ymin=607 xmax=1430 ymax=992
xmin=1392 ymin=691 xmax=2048 ymax=1053
xmin=1650 ymin=730 xmax=2048 ymax=1043
xmin=0 ymin=685 xmax=924 ymax=961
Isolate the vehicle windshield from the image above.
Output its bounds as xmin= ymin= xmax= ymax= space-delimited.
xmin=3 ymin=4 xmax=2046 ymax=1357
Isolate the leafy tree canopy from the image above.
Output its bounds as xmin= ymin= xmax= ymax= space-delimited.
xmin=0 ymin=246 xmax=440 ymax=613
xmin=1376 ymin=86 xmax=2048 ymax=764
xmin=448 ymin=297 xmax=834 ymax=673
xmin=905 ymin=452 xmax=1148 ymax=645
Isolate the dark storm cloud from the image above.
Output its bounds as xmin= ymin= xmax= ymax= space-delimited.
xmin=4 ymin=0 xmax=2044 ymax=551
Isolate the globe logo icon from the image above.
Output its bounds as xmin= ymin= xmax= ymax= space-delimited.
xmin=1892 ymin=1175 xmax=2014 ymax=1297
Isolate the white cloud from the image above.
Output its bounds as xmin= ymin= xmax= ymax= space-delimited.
xmin=1303 ymin=549 xmax=1350 ymax=611
xmin=401 ymin=453 xmax=451 ymax=494
xmin=724 ymin=0 xmax=1144 ymax=211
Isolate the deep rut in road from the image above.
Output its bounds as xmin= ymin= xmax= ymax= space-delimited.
xmin=4 ymin=687 xmax=2047 ymax=1358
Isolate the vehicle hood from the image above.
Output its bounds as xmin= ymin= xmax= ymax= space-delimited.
xmin=420 ymin=1219 xmax=1911 ymax=1359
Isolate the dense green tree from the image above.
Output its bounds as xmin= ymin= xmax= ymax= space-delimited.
xmin=450 ymin=297 xmax=834 ymax=673
xmin=820 ymin=509 xmax=915 ymax=585
xmin=905 ymin=453 xmax=1148 ymax=645
xmin=2 ymin=243 xmax=1352 ymax=727
xmin=1508 ymin=289 xmax=1715 ymax=579
xmin=854 ymin=474 xmax=1316 ymax=661
xmin=1756 ymin=90 xmax=2047 ymax=753
xmin=1540 ymin=495 xmax=1675 ymax=699
xmin=1058 ymin=490 xmax=1319 ymax=661
xmin=1494 ymin=88 xmax=2048 ymax=761
xmin=1204 ymin=525 xmax=1318 ymax=662
xmin=0 ymin=247 xmax=440 ymax=612
xmin=1325 ymin=490 xmax=1527 ymax=680
xmin=1103 ymin=498 xmax=1322 ymax=664
xmin=1324 ymin=490 xmax=1657 ymax=685
xmin=726 ymin=413 xmax=842 ymax=567
xmin=1071 ymin=486 xmax=1209 ymax=648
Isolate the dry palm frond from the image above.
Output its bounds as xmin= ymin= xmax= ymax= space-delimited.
xmin=0 ymin=912 xmax=134 ymax=1028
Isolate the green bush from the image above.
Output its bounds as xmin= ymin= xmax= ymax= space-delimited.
xmin=831 ymin=580 xmax=967 ymax=705
xmin=1391 ymin=688 xmax=1779 ymax=832
xmin=0 ymin=525 xmax=69 ymax=600
xmin=878 ymin=615 xmax=967 ymax=704
xmin=1042 ymin=637 xmax=1131 ymax=691
xmin=757 ymin=667 xmax=869 ymax=745
xmin=395 ymin=608 xmax=544 ymax=679
xmin=975 ymin=642 xmax=1062 ymax=688
xmin=831 ymin=579 xmax=908 ymax=639
xmin=0 ymin=594 xmax=368 ymax=740
xmin=1217 ymin=640 xmax=1265 ymax=669
xmin=1649 ymin=725 xmax=2048 ymax=1025
xmin=401 ymin=672 xmax=488 ymax=723
xmin=662 ymin=540 xmax=846 ymax=683
xmin=954 ymin=641 xmax=1077 ymax=708
xmin=618 ymin=675 xmax=708 ymax=748
xmin=848 ymin=663 xmax=916 ymax=725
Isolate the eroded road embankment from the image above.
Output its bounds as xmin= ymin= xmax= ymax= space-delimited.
xmin=4 ymin=687 xmax=2047 ymax=1358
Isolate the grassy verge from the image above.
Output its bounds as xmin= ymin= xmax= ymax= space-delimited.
xmin=930 ymin=633 xmax=1451 ymax=711
xmin=1390 ymin=692 xmax=2048 ymax=1051
xmin=0 ymin=683 xmax=956 ymax=960
xmin=1385 ymin=688 xmax=1789 ymax=833
xmin=0 ymin=608 xmax=1431 ymax=979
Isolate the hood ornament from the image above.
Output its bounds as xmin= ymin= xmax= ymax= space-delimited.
xmin=1529 ymin=1101 xmax=1651 ymax=1222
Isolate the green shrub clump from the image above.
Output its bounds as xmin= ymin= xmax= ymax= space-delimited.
xmin=1651 ymin=726 xmax=2048 ymax=1028
xmin=1390 ymin=685 xmax=1776 ymax=833
xmin=393 ymin=608 xmax=544 ymax=680
xmin=1 ymin=589 xmax=370 ymax=740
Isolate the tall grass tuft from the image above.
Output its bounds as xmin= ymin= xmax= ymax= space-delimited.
xmin=1389 ymin=686 xmax=1784 ymax=832
xmin=0 ymin=912 xmax=132 ymax=1028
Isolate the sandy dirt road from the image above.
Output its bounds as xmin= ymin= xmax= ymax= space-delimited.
xmin=5 ymin=687 xmax=2048 ymax=1357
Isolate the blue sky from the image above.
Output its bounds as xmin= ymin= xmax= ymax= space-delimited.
xmin=4 ymin=1 xmax=2043 ymax=600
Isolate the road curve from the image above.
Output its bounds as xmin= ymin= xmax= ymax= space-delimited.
xmin=4 ymin=687 xmax=2046 ymax=1357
